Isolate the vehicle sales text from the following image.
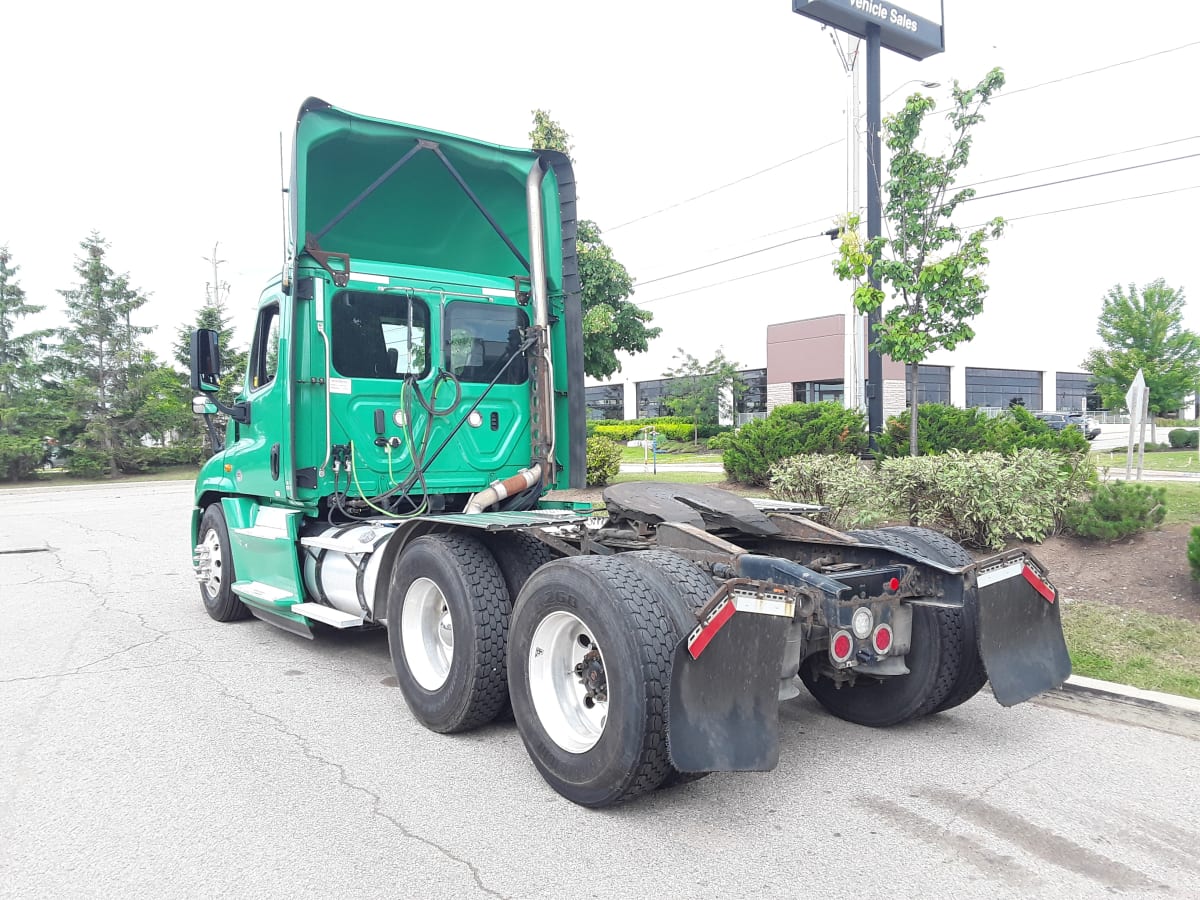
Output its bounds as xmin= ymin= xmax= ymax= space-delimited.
xmin=846 ymin=0 xmax=920 ymax=32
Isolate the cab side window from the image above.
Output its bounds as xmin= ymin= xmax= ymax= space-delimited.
xmin=248 ymin=302 xmax=280 ymax=391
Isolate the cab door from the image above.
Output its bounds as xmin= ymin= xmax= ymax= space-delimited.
xmin=228 ymin=297 xmax=288 ymax=500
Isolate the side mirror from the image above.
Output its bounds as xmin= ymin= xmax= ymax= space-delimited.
xmin=190 ymin=328 xmax=221 ymax=392
xmin=192 ymin=396 xmax=219 ymax=415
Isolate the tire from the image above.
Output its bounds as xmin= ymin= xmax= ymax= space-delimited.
xmin=618 ymin=550 xmax=718 ymax=790
xmin=196 ymin=504 xmax=251 ymax=622
xmin=483 ymin=531 xmax=559 ymax=722
xmin=508 ymin=555 xmax=677 ymax=807
xmin=386 ymin=533 xmax=510 ymax=734
xmin=799 ymin=528 xmax=961 ymax=727
xmin=880 ymin=526 xmax=988 ymax=714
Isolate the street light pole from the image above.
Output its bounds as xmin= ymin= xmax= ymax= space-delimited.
xmin=865 ymin=24 xmax=884 ymax=443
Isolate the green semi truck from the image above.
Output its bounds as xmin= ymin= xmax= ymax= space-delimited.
xmin=188 ymin=98 xmax=1071 ymax=808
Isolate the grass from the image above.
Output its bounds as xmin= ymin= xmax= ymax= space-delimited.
xmin=1160 ymin=482 xmax=1200 ymax=526
xmin=1062 ymin=600 xmax=1200 ymax=700
xmin=609 ymin=471 xmax=730 ymax=486
xmin=618 ymin=441 xmax=722 ymax=466
xmin=1093 ymin=448 xmax=1200 ymax=473
xmin=0 ymin=465 xmax=201 ymax=490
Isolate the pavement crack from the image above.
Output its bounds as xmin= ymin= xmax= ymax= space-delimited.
xmin=196 ymin=669 xmax=506 ymax=898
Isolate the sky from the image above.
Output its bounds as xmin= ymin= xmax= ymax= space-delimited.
xmin=3 ymin=0 xmax=1199 ymax=387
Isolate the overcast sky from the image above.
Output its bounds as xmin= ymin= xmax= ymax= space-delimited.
xmin=3 ymin=1 xmax=1199 ymax=385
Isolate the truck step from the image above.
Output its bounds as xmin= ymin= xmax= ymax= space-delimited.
xmin=290 ymin=602 xmax=364 ymax=629
xmin=232 ymin=580 xmax=295 ymax=605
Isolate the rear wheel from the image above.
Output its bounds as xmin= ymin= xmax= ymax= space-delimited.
xmin=387 ymin=534 xmax=510 ymax=733
xmin=799 ymin=528 xmax=967 ymax=727
xmin=508 ymin=555 xmax=676 ymax=807
xmin=195 ymin=504 xmax=251 ymax=622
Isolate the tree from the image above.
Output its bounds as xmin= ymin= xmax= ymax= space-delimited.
xmin=529 ymin=111 xmax=661 ymax=379
xmin=662 ymin=348 xmax=744 ymax=445
xmin=1082 ymin=279 xmax=1200 ymax=429
xmin=57 ymin=232 xmax=152 ymax=476
xmin=835 ymin=69 xmax=1007 ymax=456
xmin=0 ymin=245 xmax=47 ymax=430
xmin=174 ymin=246 xmax=247 ymax=407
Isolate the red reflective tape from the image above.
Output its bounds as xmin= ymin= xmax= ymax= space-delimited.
xmin=1022 ymin=565 xmax=1056 ymax=604
xmin=687 ymin=599 xmax=736 ymax=659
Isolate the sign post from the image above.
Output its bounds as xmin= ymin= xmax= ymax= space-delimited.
xmin=1124 ymin=369 xmax=1147 ymax=481
xmin=791 ymin=1 xmax=945 ymax=445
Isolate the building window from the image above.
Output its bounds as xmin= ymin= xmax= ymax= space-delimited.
xmin=793 ymin=379 xmax=844 ymax=404
xmin=1056 ymin=372 xmax=1100 ymax=412
xmin=737 ymin=368 xmax=767 ymax=414
xmin=905 ymin=365 xmax=951 ymax=405
xmin=965 ymin=367 xmax=1042 ymax=409
xmin=636 ymin=378 xmax=670 ymax=418
xmin=585 ymin=384 xmax=624 ymax=420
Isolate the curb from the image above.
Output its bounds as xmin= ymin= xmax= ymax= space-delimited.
xmin=1029 ymin=674 xmax=1200 ymax=740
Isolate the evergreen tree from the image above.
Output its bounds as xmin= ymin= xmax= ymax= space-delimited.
xmin=57 ymin=232 xmax=152 ymax=475
xmin=173 ymin=257 xmax=247 ymax=406
xmin=0 ymin=245 xmax=47 ymax=431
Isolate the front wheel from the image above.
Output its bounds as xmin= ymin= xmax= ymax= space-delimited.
xmin=508 ymin=555 xmax=676 ymax=807
xmin=387 ymin=534 xmax=510 ymax=733
xmin=195 ymin=504 xmax=251 ymax=622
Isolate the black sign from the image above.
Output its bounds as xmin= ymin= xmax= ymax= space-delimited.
xmin=792 ymin=0 xmax=944 ymax=61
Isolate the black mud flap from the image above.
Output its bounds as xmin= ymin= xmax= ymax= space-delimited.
xmin=976 ymin=559 xmax=1072 ymax=706
xmin=667 ymin=609 xmax=790 ymax=773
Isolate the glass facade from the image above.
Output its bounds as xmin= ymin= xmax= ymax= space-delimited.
xmin=1056 ymin=372 xmax=1100 ymax=411
xmin=905 ymin=365 xmax=951 ymax=405
xmin=636 ymin=378 xmax=670 ymax=418
xmin=793 ymin=380 xmax=845 ymax=404
xmin=965 ymin=367 xmax=1042 ymax=409
xmin=737 ymin=368 xmax=767 ymax=414
xmin=584 ymin=384 xmax=624 ymax=420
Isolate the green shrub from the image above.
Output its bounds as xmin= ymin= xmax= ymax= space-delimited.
xmin=879 ymin=449 xmax=1093 ymax=550
xmin=706 ymin=431 xmax=736 ymax=452
xmin=0 ymin=436 xmax=43 ymax=481
xmin=67 ymin=448 xmax=109 ymax=479
xmin=1190 ymin=526 xmax=1200 ymax=581
xmin=1168 ymin=428 xmax=1200 ymax=449
xmin=585 ymin=435 xmax=622 ymax=487
xmin=118 ymin=443 xmax=205 ymax=473
xmin=593 ymin=421 xmax=696 ymax=442
xmin=876 ymin=404 xmax=991 ymax=457
xmin=723 ymin=402 xmax=867 ymax=485
xmin=985 ymin=406 xmax=1090 ymax=454
xmin=1064 ymin=480 xmax=1166 ymax=541
xmin=768 ymin=454 xmax=882 ymax=528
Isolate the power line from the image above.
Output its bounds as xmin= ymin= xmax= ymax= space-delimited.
xmin=1000 ymin=40 xmax=1200 ymax=98
xmin=606 ymin=138 xmax=843 ymax=232
xmin=958 ymin=135 xmax=1200 ymax=191
xmin=961 ymin=152 xmax=1200 ymax=204
xmin=636 ymin=251 xmax=837 ymax=307
xmin=636 ymin=231 xmax=830 ymax=288
xmin=635 ymin=184 xmax=1200 ymax=310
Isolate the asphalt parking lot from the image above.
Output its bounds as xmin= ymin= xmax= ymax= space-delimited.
xmin=2 ymin=480 xmax=1199 ymax=899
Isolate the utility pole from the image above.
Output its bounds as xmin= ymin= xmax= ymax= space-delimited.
xmin=865 ymin=23 xmax=883 ymax=442
xmin=202 ymin=242 xmax=228 ymax=312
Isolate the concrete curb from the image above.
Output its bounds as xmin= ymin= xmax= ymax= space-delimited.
xmin=1029 ymin=674 xmax=1200 ymax=740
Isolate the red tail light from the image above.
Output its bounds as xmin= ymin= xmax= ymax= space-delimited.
xmin=873 ymin=623 xmax=893 ymax=654
xmin=831 ymin=630 xmax=854 ymax=663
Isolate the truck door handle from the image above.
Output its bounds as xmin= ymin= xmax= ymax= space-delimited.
xmin=270 ymin=443 xmax=280 ymax=480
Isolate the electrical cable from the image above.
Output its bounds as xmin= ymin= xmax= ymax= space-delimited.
xmin=606 ymin=138 xmax=844 ymax=232
xmin=959 ymin=152 xmax=1200 ymax=205
xmin=999 ymin=40 xmax=1200 ymax=98
xmin=636 ymin=250 xmax=838 ymax=307
xmin=636 ymin=231 xmax=833 ymax=288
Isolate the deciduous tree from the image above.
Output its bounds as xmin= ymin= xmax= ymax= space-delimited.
xmin=835 ymin=68 xmax=1006 ymax=456
xmin=662 ymin=348 xmax=744 ymax=445
xmin=529 ymin=110 xmax=660 ymax=379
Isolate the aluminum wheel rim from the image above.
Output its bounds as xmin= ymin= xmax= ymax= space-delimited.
xmin=529 ymin=611 xmax=607 ymax=753
xmin=199 ymin=529 xmax=223 ymax=600
xmin=401 ymin=577 xmax=454 ymax=691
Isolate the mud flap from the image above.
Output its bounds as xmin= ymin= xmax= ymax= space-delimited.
xmin=667 ymin=609 xmax=790 ymax=773
xmin=977 ymin=561 xmax=1072 ymax=706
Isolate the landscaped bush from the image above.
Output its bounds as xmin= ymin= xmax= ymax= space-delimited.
xmin=1189 ymin=527 xmax=1200 ymax=581
xmin=0 ymin=436 xmax=43 ymax=481
xmin=118 ymin=443 xmax=205 ymax=473
xmin=589 ymin=416 xmax=731 ymax=443
xmin=723 ymin=402 xmax=867 ymax=485
xmin=879 ymin=449 xmax=1093 ymax=550
xmin=876 ymin=404 xmax=991 ymax=457
xmin=706 ymin=430 xmax=737 ymax=452
xmin=1168 ymin=428 xmax=1200 ymax=449
xmin=67 ymin=448 xmax=109 ymax=479
xmin=585 ymin=435 xmax=622 ymax=487
xmin=1064 ymin=480 xmax=1166 ymax=541
xmin=877 ymin=403 xmax=1088 ymax=456
xmin=768 ymin=454 xmax=882 ymax=529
